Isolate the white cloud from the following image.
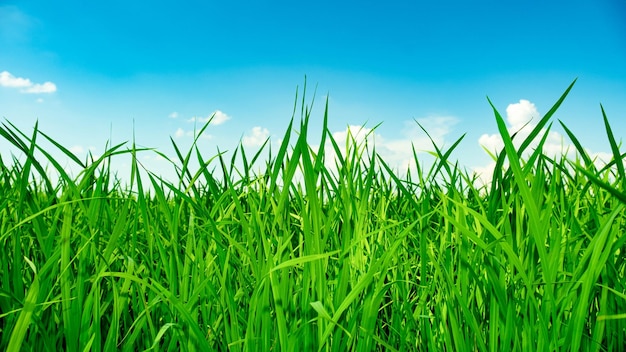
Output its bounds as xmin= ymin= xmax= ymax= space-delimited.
xmin=477 ymin=133 xmax=503 ymax=154
xmin=474 ymin=100 xmax=549 ymax=186
xmin=174 ymin=128 xmax=186 ymax=138
xmin=69 ymin=145 xmax=84 ymax=154
xmin=472 ymin=161 xmax=497 ymax=187
xmin=242 ymin=126 xmax=270 ymax=147
xmin=332 ymin=125 xmax=376 ymax=146
xmin=0 ymin=70 xmax=31 ymax=87
xmin=23 ymin=81 xmax=57 ymax=93
xmin=319 ymin=116 xmax=459 ymax=177
xmin=168 ymin=112 xmax=179 ymax=119
xmin=507 ymin=99 xmax=538 ymax=131
xmin=0 ymin=71 xmax=57 ymax=93
xmin=188 ymin=110 xmax=231 ymax=125
xmin=173 ymin=127 xmax=212 ymax=139
xmin=478 ymin=99 xmax=541 ymax=154
xmin=472 ymin=99 xmax=614 ymax=187
xmin=211 ymin=110 xmax=230 ymax=125
xmin=36 ymin=98 xmax=44 ymax=103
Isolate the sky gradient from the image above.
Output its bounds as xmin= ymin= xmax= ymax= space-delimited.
xmin=1 ymin=1 xmax=625 ymax=183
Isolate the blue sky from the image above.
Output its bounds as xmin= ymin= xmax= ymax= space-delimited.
xmin=1 ymin=0 xmax=625 ymax=183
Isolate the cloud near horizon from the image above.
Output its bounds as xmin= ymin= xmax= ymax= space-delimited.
xmin=187 ymin=110 xmax=230 ymax=125
xmin=242 ymin=126 xmax=270 ymax=147
xmin=473 ymin=99 xmax=612 ymax=185
xmin=0 ymin=70 xmax=57 ymax=93
xmin=173 ymin=127 xmax=213 ymax=139
xmin=320 ymin=116 xmax=459 ymax=175
xmin=173 ymin=110 xmax=230 ymax=139
xmin=478 ymin=100 xmax=544 ymax=153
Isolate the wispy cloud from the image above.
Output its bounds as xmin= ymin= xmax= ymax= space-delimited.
xmin=69 ymin=145 xmax=84 ymax=154
xmin=173 ymin=110 xmax=230 ymax=139
xmin=188 ymin=110 xmax=231 ymax=125
xmin=23 ymin=81 xmax=57 ymax=93
xmin=168 ymin=110 xmax=230 ymax=139
xmin=173 ymin=127 xmax=212 ymax=139
xmin=174 ymin=128 xmax=186 ymax=138
xmin=0 ymin=70 xmax=57 ymax=94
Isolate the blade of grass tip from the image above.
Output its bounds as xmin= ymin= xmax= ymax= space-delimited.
xmin=4 ymin=120 xmax=55 ymax=194
xmin=0 ymin=120 xmax=29 ymax=151
xmin=480 ymin=144 xmax=499 ymax=162
xmin=443 ymin=133 xmax=467 ymax=164
xmin=521 ymin=122 xmax=553 ymax=176
xmin=411 ymin=144 xmax=426 ymax=187
xmin=269 ymin=117 xmax=294 ymax=193
xmin=195 ymin=112 xmax=215 ymax=138
xmin=192 ymin=147 xmax=224 ymax=195
xmin=192 ymin=143 xmax=214 ymax=188
xmin=130 ymin=121 xmax=138 ymax=188
xmin=239 ymin=141 xmax=250 ymax=180
xmin=229 ymin=142 xmax=240 ymax=180
xmin=185 ymin=148 xmax=223 ymax=196
xmin=175 ymin=117 xmax=215 ymax=188
xmin=600 ymin=104 xmax=625 ymax=190
xmin=575 ymin=165 xmax=626 ymax=204
xmin=249 ymin=136 xmax=270 ymax=169
xmin=559 ymin=120 xmax=594 ymax=169
xmin=169 ymin=136 xmax=189 ymax=180
xmin=319 ymin=128 xmax=341 ymax=196
xmin=312 ymin=98 xmax=330 ymax=177
xmin=415 ymin=120 xmax=466 ymax=179
xmin=0 ymin=121 xmax=31 ymax=178
xmin=25 ymin=128 xmax=99 ymax=194
xmin=487 ymin=146 xmax=508 ymax=204
xmin=217 ymin=147 xmax=233 ymax=188
xmin=39 ymin=130 xmax=87 ymax=168
xmin=598 ymin=151 xmax=626 ymax=174
xmin=486 ymin=79 xmax=576 ymax=198
xmin=517 ymin=78 xmax=577 ymax=156
xmin=377 ymin=155 xmax=418 ymax=209
xmin=299 ymin=76 xmax=318 ymax=123
xmin=326 ymin=123 xmax=346 ymax=172
xmin=271 ymin=80 xmax=301 ymax=185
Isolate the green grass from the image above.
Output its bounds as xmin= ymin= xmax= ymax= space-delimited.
xmin=1 ymin=80 xmax=625 ymax=351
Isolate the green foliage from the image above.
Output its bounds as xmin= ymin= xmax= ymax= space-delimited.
xmin=0 ymin=81 xmax=625 ymax=351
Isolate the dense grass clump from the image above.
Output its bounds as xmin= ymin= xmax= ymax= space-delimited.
xmin=1 ymin=81 xmax=625 ymax=351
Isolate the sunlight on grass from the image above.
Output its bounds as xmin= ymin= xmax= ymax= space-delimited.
xmin=0 ymin=80 xmax=624 ymax=351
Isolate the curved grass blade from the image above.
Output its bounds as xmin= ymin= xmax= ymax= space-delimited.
xmin=600 ymin=104 xmax=625 ymax=190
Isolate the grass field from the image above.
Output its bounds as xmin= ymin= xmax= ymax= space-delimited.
xmin=1 ymin=81 xmax=625 ymax=351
